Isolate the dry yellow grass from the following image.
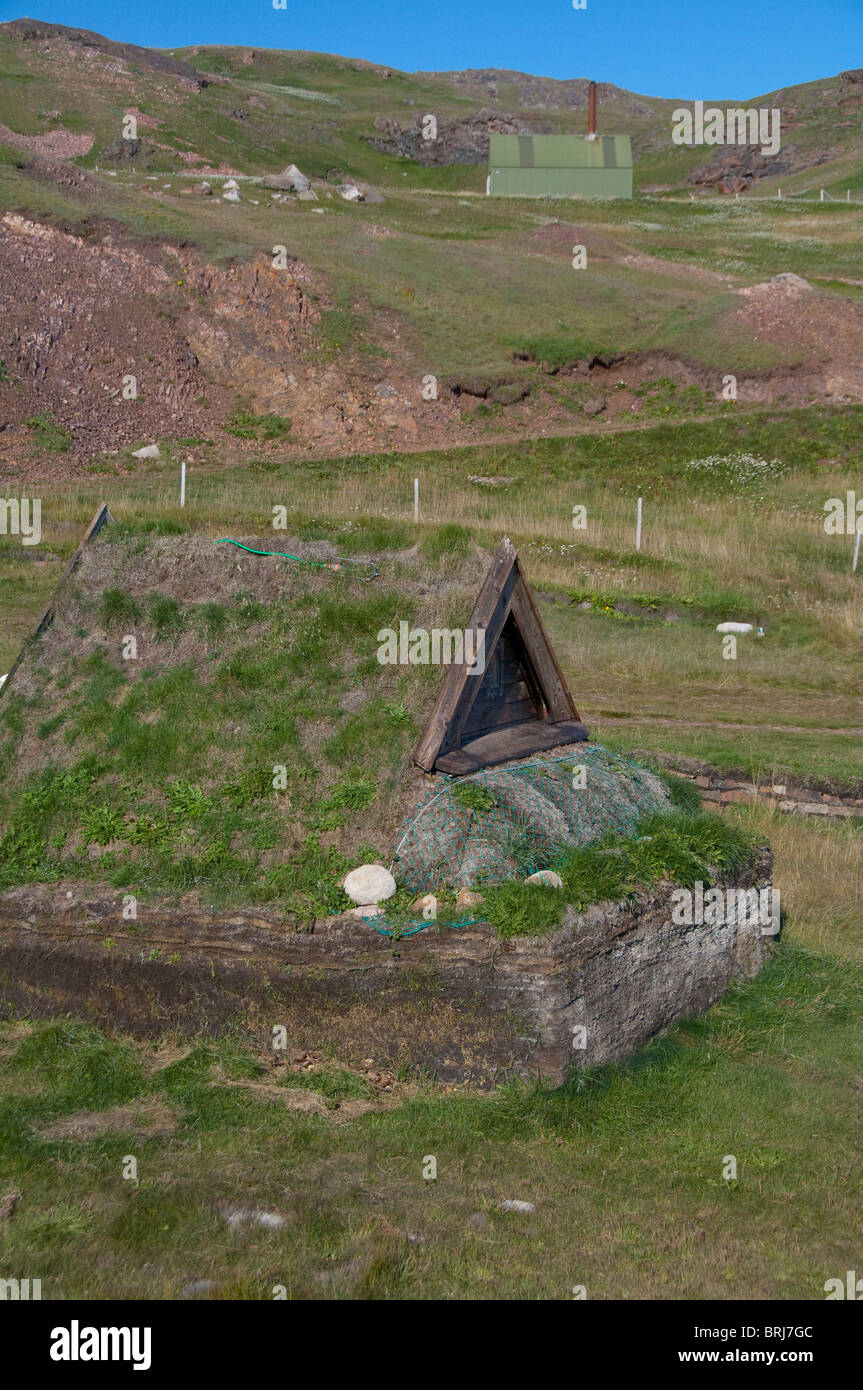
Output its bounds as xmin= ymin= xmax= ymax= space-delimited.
xmin=728 ymin=805 xmax=863 ymax=960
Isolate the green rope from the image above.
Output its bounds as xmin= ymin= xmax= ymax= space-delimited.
xmin=368 ymin=915 xmax=480 ymax=939
xmin=217 ymin=538 xmax=378 ymax=581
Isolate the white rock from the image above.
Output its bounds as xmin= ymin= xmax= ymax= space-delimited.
xmin=338 ymin=184 xmax=363 ymax=202
xmin=131 ymin=443 xmax=160 ymax=459
xmin=715 ymin=622 xmax=754 ymax=634
xmin=222 ymin=188 xmax=241 ymax=202
xmin=770 ymin=272 xmax=812 ymax=291
xmin=284 ymin=163 xmax=310 ymax=191
xmin=526 ymin=870 xmax=563 ymax=889
xmin=351 ymin=904 xmax=383 ymax=920
xmin=498 ymin=1199 xmax=535 ymax=1214
xmin=344 ymin=864 xmax=397 ymax=906
xmin=224 ymin=1207 xmax=286 ymax=1230
xmin=297 ymin=188 xmax=318 ymax=201
xmin=223 ymin=178 xmax=239 ymax=191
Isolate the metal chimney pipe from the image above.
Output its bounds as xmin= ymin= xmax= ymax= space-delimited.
xmin=588 ymin=80 xmax=597 ymax=139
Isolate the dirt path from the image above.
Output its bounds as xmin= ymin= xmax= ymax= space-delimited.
xmin=591 ymin=713 xmax=863 ymax=738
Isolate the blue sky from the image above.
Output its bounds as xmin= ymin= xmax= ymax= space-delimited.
xmin=1 ymin=1 xmax=860 ymax=98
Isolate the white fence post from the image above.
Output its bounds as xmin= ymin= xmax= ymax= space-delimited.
xmin=636 ymin=496 xmax=643 ymax=552
xmin=180 ymin=461 xmax=186 ymax=508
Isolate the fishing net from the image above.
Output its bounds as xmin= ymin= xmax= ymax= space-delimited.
xmin=391 ymin=743 xmax=671 ymax=894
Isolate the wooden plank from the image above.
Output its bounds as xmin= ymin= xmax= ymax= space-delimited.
xmin=499 ymin=613 xmax=548 ymax=718
xmin=1 ymin=503 xmax=113 ymax=699
xmin=463 ymin=694 xmax=538 ymax=736
xmin=440 ymin=566 xmax=517 ymax=755
xmin=435 ymin=719 xmax=589 ymax=775
xmin=509 ymin=574 xmax=578 ymax=721
xmin=413 ymin=536 xmax=517 ymax=771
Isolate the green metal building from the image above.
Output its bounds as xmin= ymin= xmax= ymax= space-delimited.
xmin=487 ymin=134 xmax=633 ymax=199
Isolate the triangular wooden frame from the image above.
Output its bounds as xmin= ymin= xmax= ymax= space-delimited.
xmin=413 ymin=536 xmax=589 ymax=774
xmin=0 ymin=503 xmax=113 ymax=701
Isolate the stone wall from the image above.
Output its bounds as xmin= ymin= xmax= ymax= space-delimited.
xmin=633 ymin=749 xmax=863 ymax=821
xmin=0 ymin=849 xmax=773 ymax=1086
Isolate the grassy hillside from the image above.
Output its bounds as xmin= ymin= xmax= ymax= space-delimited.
xmin=0 ymin=146 xmax=861 ymax=397
xmin=1 ymin=22 xmax=861 ymax=468
xmin=4 ymin=403 xmax=862 ymax=782
xmin=0 ymin=525 xmax=483 ymax=917
xmin=2 ymin=24 xmax=860 ymax=192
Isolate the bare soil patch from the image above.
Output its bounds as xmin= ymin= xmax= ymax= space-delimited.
xmin=36 ymin=1096 xmax=179 ymax=1142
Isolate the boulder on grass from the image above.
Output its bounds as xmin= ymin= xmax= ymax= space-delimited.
xmin=344 ymin=864 xmax=397 ymax=906
xmin=526 ymin=870 xmax=563 ymax=889
xmin=285 ymin=163 xmax=311 ymax=191
xmin=262 ymin=164 xmax=312 ymax=193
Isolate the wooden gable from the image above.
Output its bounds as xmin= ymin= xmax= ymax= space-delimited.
xmin=413 ymin=537 xmax=589 ymax=774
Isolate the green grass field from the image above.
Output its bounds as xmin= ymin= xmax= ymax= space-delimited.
xmin=1 ymin=404 xmax=860 ymax=1301
xmin=0 ymin=931 xmax=860 ymax=1299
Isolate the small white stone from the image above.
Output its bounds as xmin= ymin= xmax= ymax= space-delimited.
xmin=498 ymin=1199 xmax=535 ymax=1214
xmin=224 ymin=1207 xmax=285 ymax=1230
xmin=351 ymin=904 xmax=383 ymax=920
xmin=456 ymin=888 xmax=485 ymax=911
xmin=344 ymin=864 xmax=397 ymax=906
xmin=526 ymin=870 xmax=563 ymax=889
xmin=131 ymin=443 xmax=160 ymax=459
xmin=715 ymin=622 xmax=753 ymax=634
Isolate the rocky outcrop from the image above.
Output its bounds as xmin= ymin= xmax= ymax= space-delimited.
xmin=1 ymin=18 xmax=214 ymax=86
xmin=688 ymin=143 xmax=802 ymax=193
xmin=366 ymin=109 xmax=550 ymax=165
xmin=417 ymin=70 xmax=654 ymax=119
xmin=630 ymin=750 xmax=863 ymax=820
